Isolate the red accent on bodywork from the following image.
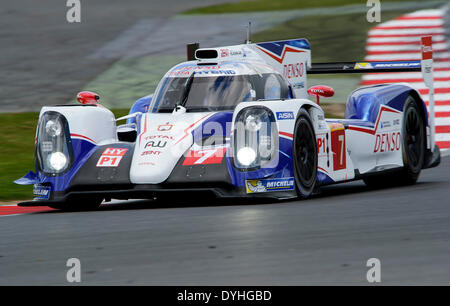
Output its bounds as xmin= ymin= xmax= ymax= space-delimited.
xmin=174 ymin=114 xmax=211 ymax=145
xmin=347 ymin=105 xmax=402 ymax=135
xmin=70 ymin=133 xmax=96 ymax=144
xmin=256 ymin=45 xmax=305 ymax=64
xmin=421 ymin=36 xmax=433 ymax=60
xmin=279 ymin=131 xmax=293 ymax=139
xmin=77 ymin=91 xmax=100 ymax=105
xmin=307 ymin=85 xmax=335 ymax=105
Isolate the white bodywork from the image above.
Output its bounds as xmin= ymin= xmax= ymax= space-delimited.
xmin=39 ymin=106 xmax=117 ymax=146
xmin=130 ymin=112 xmax=214 ymax=184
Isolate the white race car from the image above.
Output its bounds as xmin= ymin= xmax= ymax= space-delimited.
xmin=15 ymin=37 xmax=440 ymax=210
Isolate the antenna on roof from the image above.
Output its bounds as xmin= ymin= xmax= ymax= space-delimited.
xmin=246 ymin=21 xmax=251 ymax=44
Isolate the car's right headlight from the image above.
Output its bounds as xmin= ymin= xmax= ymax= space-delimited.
xmin=36 ymin=111 xmax=73 ymax=175
xmin=233 ymin=107 xmax=278 ymax=170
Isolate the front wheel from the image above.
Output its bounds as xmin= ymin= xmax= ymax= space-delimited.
xmin=293 ymin=109 xmax=318 ymax=198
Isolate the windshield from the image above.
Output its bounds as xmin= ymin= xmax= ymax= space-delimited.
xmin=151 ymin=73 xmax=290 ymax=112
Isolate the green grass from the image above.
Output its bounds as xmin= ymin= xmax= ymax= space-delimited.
xmin=185 ymin=0 xmax=415 ymax=14
xmin=0 ymin=109 xmax=129 ymax=201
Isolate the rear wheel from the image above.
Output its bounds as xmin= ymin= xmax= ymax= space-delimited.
xmin=293 ymin=109 xmax=317 ymax=198
xmin=363 ymin=96 xmax=425 ymax=187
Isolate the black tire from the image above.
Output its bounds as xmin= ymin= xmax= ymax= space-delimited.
xmin=293 ymin=108 xmax=317 ymax=198
xmin=49 ymin=197 xmax=103 ymax=211
xmin=363 ymin=95 xmax=425 ymax=187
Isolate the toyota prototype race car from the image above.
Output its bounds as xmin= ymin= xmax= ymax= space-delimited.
xmin=16 ymin=36 xmax=441 ymax=210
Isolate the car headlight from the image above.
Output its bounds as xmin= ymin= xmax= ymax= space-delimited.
xmin=45 ymin=119 xmax=62 ymax=137
xmin=233 ymin=107 xmax=278 ymax=169
xmin=47 ymin=152 xmax=68 ymax=172
xmin=236 ymin=147 xmax=257 ymax=166
xmin=36 ymin=111 xmax=73 ymax=175
xmin=245 ymin=115 xmax=262 ymax=132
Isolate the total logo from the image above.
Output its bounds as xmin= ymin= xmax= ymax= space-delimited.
xmin=145 ymin=135 xmax=174 ymax=141
xmin=373 ymin=132 xmax=401 ymax=153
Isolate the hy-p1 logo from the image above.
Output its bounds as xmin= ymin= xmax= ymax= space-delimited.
xmin=96 ymin=148 xmax=128 ymax=167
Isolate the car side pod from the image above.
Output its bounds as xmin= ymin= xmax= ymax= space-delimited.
xmin=307 ymin=85 xmax=334 ymax=105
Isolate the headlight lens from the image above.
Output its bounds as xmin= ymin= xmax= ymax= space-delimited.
xmin=245 ymin=115 xmax=262 ymax=132
xmin=36 ymin=112 xmax=73 ymax=175
xmin=236 ymin=147 xmax=257 ymax=166
xmin=45 ymin=120 xmax=62 ymax=137
xmin=47 ymin=152 xmax=68 ymax=171
xmin=233 ymin=107 xmax=278 ymax=169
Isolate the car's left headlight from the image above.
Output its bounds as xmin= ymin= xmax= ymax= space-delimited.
xmin=36 ymin=111 xmax=73 ymax=175
xmin=233 ymin=107 xmax=278 ymax=169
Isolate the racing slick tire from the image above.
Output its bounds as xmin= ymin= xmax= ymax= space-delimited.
xmin=48 ymin=197 xmax=103 ymax=211
xmin=293 ymin=108 xmax=318 ymax=198
xmin=363 ymin=95 xmax=425 ymax=187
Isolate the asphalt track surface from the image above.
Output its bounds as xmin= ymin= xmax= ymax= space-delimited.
xmin=1 ymin=155 xmax=450 ymax=285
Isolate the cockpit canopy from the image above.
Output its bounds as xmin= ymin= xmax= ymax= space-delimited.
xmin=149 ymin=62 xmax=292 ymax=113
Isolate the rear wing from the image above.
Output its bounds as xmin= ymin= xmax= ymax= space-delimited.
xmin=307 ymin=61 xmax=421 ymax=74
xmin=307 ymin=36 xmax=435 ymax=148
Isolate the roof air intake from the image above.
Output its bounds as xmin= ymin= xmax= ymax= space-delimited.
xmin=195 ymin=49 xmax=218 ymax=60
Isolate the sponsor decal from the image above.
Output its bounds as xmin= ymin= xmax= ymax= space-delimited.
xmin=145 ymin=140 xmax=167 ymax=149
xmin=283 ymin=62 xmax=304 ymax=79
xmin=421 ymin=36 xmax=433 ymax=60
xmin=33 ymin=184 xmax=50 ymax=200
xmin=138 ymin=162 xmax=155 ymax=166
xmin=354 ymin=62 xmax=373 ymax=69
xmin=393 ymin=119 xmax=400 ymax=126
xmin=380 ymin=121 xmax=391 ymax=129
xmin=276 ymin=112 xmax=294 ymax=120
xmin=374 ymin=132 xmax=401 ymax=153
xmin=96 ymin=148 xmax=128 ymax=167
xmin=182 ymin=147 xmax=226 ymax=166
xmin=317 ymin=133 xmax=327 ymax=157
xmin=330 ymin=127 xmax=346 ymax=171
xmin=141 ymin=150 xmax=161 ymax=156
xmin=372 ymin=62 xmax=420 ymax=69
xmin=145 ymin=135 xmax=174 ymax=141
xmin=292 ymin=82 xmax=305 ymax=89
xmin=195 ymin=70 xmax=236 ymax=75
xmin=246 ymin=177 xmax=295 ymax=194
xmin=157 ymin=122 xmax=173 ymax=132
xmin=220 ymin=48 xmax=229 ymax=57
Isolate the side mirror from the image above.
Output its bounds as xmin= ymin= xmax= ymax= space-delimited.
xmin=77 ymin=91 xmax=100 ymax=105
xmin=307 ymin=85 xmax=334 ymax=105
